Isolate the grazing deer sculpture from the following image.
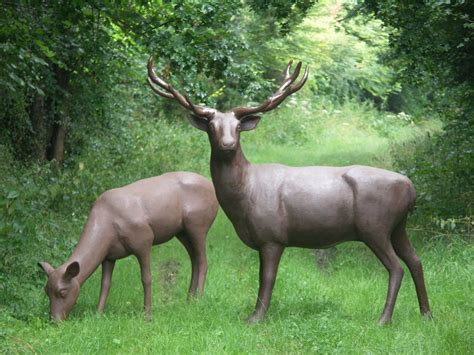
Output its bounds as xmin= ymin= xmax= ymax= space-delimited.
xmin=147 ymin=57 xmax=431 ymax=324
xmin=39 ymin=172 xmax=218 ymax=321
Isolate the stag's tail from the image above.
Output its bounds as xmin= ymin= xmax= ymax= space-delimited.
xmin=407 ymin=179 xmax=417 ymax=212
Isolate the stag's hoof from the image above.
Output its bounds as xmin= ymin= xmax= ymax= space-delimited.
xmin=422 ymin=311 xmax=433 ymax=321
xmin=377 ymin=316 xmax=392 ymax=326
xmin=144 ymin=311 xmax=152 ymax=322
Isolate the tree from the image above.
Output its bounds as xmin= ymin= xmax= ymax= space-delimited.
xmin=0 ymin=0 xmax=316 ymax=163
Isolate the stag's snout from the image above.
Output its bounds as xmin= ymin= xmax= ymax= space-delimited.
xmin=220 ymin=136 xmax=237 ymax=151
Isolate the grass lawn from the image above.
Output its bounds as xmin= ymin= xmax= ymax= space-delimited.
xmin=2 ymin=108 xmax=472 ymax=353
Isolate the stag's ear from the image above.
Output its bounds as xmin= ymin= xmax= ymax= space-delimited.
xmin=240 ymin=115 xmax=261 ymax=131
xmin=188 ymin=114 xmax=209 ymax=132
xmin=38 ymin=261 xmax=54 ymax=276
xmin=63 ymin=261 xmax=80 ymax=281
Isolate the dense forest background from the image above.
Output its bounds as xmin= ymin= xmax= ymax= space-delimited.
xmin=1 ymin=0 xmax=472 ymax=352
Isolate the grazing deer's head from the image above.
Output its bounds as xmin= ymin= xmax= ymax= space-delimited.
xmin=38 ymin=261 xmax=81 ymax=321
xmin=147 ymin=57 xmax=308 ymax=157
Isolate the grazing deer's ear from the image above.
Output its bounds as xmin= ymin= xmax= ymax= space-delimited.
xmin=63 ymin=261 xmax=80 ymax=281
xmin=240 ymin=115 xmax=261 ymax=131
xmin=188 ymin=114 xmax=209 ymax=132
xmin=38 ymin=261 xmax=54 ymax=276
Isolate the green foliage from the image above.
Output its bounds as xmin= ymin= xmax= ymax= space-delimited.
xmin=355 ymin=1 xmax=474 ymax=88
xmin=393 ymin=119 xmax=474 ymax=228
xmin=252 ymin=2 xmax=399 ymax=108
xmin=249 ymin=0 xmax=317 ymax=34
xmin=0 ymin=1 xmax=313 ymax=161
xmin=349 ymin=0 xmax=474 ymax=228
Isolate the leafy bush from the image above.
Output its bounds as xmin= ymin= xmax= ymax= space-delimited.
xmin=392 ymin=119 xmax=474 ymax=236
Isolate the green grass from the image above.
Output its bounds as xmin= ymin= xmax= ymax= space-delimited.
xmin=1 ymin=105 xmax=472 ymax=353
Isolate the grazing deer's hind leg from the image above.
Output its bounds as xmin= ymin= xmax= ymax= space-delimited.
xmin=97 ymin=259 xmax=116 ymax=313
xmin=392 ymin=222 xmax=431 ymax=319
xmin=248 ymin=243 xmax=284 ymax=324
xmin=180 ymin=228 xmax=208 ymax=296
xmin=192 ymin=230 xmax=208 ymax=294
xmin=177 ymin=233 xmax=199 ymax=297
xmin=365 ymin=236 xmax=404 ymax=325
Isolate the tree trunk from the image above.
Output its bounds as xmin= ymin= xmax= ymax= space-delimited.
xmin=49 ymin=122 xmax=66 ymax=163
xmin=29 ymin=94 xmax=46 ymax=160
xmin=46 ymin=65 xmax=70 ymax=164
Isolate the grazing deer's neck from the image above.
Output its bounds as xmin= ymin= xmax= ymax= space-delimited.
xmin=65 ymin=210 xmax=114 ymax=285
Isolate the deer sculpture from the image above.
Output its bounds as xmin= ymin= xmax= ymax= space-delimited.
xmin=147 ymin=57 xmax=432 ymax=325
xmin=38 ymin=172 xmax=218 ymax=321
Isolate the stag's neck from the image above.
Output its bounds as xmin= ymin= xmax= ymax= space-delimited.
xmin=210 ymin=144 xmax=251 ymax=203
xmin=63 ymin=209 xmax=114 ymax=285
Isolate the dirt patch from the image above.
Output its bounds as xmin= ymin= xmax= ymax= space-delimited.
xmin=314 ymin=248 xmax=337 ymax=273
xmin=158 ymin=260 xmax=181 ymax=302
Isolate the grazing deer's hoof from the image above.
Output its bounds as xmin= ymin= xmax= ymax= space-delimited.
xmin=247 ymin=312 xmax=264 ymax=324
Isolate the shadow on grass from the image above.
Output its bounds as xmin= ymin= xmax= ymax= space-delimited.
xmin=268 ymin=298 xmax=348 ymax=323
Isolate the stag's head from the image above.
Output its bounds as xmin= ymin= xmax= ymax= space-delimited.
xmin=147 ymin=57 xmax=308 ymax=157
xmin=38 ymin=261 xmax=81 ymax=321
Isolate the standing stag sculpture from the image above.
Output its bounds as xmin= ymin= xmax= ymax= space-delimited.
xmin=147 ymin=57 xmax=431 ymax=324
xmin=39 ymin=173 xmax=218 ymax=321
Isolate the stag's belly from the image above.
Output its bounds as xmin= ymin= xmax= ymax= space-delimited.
xmin=240 ymin=165 xmax=358 ymax=249
xmin=283 ymin=172 xmax=357 ymax=247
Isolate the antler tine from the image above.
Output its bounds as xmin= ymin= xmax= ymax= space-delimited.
xmin=184 ymin=94 xmax=215 ymax=118
xmin=147 ymin=56 xmax=213 ymax=118
xmin=275 ymin=61 xmax=299 ymax=93
xmin=233 ymin=61 xmax=309 ymax=119
xmin=289 ymin=62 xmax=302 ymax=83
xmin=147 ymin=78 xmax=175 ymax=99
xmin=283 ymin=60 xmax=293 ymax=81
xmin=288 ymin=66 xmax=309 ymax=94
xmin=147 ymin=57 xmax=172 ymax=90
xmin=262 ymin=66 xmax=309 ymax=112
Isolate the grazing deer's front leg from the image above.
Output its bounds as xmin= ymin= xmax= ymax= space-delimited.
xmin=97 ymin=259 xmax=116 ymax=313
xmin=248 ymin=243 xmax=284 ymax=323
xmin=137 ymin=250 xmax=152 ymax=320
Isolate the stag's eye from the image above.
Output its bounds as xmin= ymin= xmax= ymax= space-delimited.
xmin=58 ymin=289 xmax=67 ymax=298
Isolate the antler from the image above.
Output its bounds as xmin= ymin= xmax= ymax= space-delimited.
xmin=147 ymin=56 xmax=214 ymax=118
xmin=232 ymin=61 xmax=309 ymax=119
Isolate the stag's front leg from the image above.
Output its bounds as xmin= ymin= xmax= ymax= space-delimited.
xmin=248 ymin=243 xmax=284 ymax=323
xmin=97 ymin=259 xmax=116 ymax=313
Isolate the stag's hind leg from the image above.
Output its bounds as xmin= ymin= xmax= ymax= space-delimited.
xmin=364 ymin=234 xmax=404 ymax=325
xmin=392 ymin=221 xmax=431 ymax=319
